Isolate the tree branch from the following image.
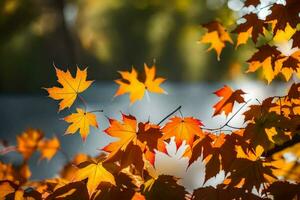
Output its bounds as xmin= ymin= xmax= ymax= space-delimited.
xmin=263 ymin=134 xmax=300 ymax=157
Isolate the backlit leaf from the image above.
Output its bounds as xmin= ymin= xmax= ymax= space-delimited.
xmin=45 ymin=67 xmax=93 ymax=111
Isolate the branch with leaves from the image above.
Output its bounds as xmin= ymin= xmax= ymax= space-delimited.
xmin=1 ymin=1 xmax=300 ymax=199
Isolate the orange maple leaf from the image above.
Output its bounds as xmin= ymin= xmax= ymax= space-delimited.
xmin=161 ymin=116 xmax=204 ymax=148
xmin=102 ymin=114 xmax=163 ymax=166
xmin=45 ymin=67 xmax=93 ymax=111
xmin=64 ymin=108 xmax=98 ymax=141
xmin=199 ymin=21 xmax=233 ymax=60
xmin=114 ymin=63 xmax=166 ymax=104
xmin=213 ymin=85 xmax=245 ymax=117
xmin=16 ymin=129 xmax=44 ymax=160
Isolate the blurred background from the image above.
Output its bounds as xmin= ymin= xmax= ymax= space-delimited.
xmin=0 ymin=0 xmax=255 ymax=93
xmin=0 ymin=0 xmax=289 ymax=189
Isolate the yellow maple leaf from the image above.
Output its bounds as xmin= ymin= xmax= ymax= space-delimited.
xmin=115 ymin=68 xmax=145 ymax=104
xmin=38 ymin=136 xmax=60 ymax=160
xmin=74 ymin=161 xmax=115 ymax=196
xmin=45 ymin=67 xmax=93 ymax=111
xmin=247 ymin=49 xmax=282 ymax=84
xmin=236 ymin=27 xmax=253 ymax=48
xmin=64 ymin=108 xmax=98 ymax=141
xmin=272 ymin=143 xmax=300 ymax=182
xmin=114 ymin=64 xmax=166 ymax=104
xmin=144 ymin=64 xmax=166 ymax=94
xmin=273 ymin=23 xmax=295 ymax=44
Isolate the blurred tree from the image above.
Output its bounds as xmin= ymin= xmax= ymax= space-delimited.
xmin=0 ymin=0 xmax=238 ymax=93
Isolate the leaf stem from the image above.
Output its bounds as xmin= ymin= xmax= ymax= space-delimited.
xmin=89 ymin=109 xmax=104 ymax=113
xmin=78 ymin=94 xmax=88 ymax=110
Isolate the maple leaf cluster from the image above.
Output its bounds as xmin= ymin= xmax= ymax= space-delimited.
xmin=199 ymin=0 xmax=300 ymax=83
xmin=1 ymin=1 xmax=300 ymax=199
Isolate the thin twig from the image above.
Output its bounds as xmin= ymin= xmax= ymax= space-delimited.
xmin=255 ymin=98 xmax=261 ymax=105
xmin=202 ymin=99 xmax=251 ymax=131
xmin=158 ymin=105 xmax=182 ymax=125
xmin=226 ymin=124 xmax=245 ymax=130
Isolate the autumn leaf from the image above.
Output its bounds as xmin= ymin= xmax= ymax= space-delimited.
xmin=114 ymin=64 xmax=166 ymax=104
xmin=74 ymin=160 xmax=115 ymax=196
xmin=200 ymin=21 xmax=233 ymax=60
xmin=103 ymin=114 xmax=163 ymax=167
xmin=192 ymin=185 xmax=262 ymax=200
xmin=105 ymin=142 xmax=145 ymax=175
xmin=292 ymin=31 xmax=300 ymax=48
xmin=60 ymin=153 xmax=91 ymax=181
xmin=45 ymin=181 xmax=89 ymax=200
xmin=38 ymin=136 xmax=60 ymax=161
xmin=243 ymin=97 xmax=299 ymax=150
xmin=244 ymin=0 xmax=260 ymax=7
xmin=266 ymin=0 xmax=300 ymax=34
xmin=142 ymin=175 xmax=187 ymax=200
xmin=144 ymin=64 xmax=166 ymax=94
xmin=161 ymin=116 xmax=204 ymax=148
xmin=233 ymin=13 xmax=266 ymax=47
xmin=226 ymin=147 xmax=277 ymax=191
xmin=271 ymin=23 xmax=300 ymax=81
xmin=94 ymin=172 xmax=142 ymax=200
xmin=279 ymin=51 xmax=300 ymax=81
xmin=184 ymin=132 xmax=214 ymax=165
xmin=273 ymin=97 xmax=300 ymax=118
xmin=132 ymin=192 xmax=146 ymax=200
xmin=0 ymin=180 xmax=41 ymax=200
xmin=288 ymin=83 xmax=300 ymax=100
xmin=246 ymin=45 xmax=282 ymax=83
xmin=187 ymin=131 xmax=246 ymax=181
xmin=205 ymin=133 xmax=244 ymax=180
xmin=271 ymin=142 xmax=300 ymax=182
xmin=17 ymin=129 xmax=44 ymax=160
xmin=45 ymin=67 xmax=93 ymax=111
xmin=64 ymin=108 xmax=98 ymax=141
xmin=0 ymin=180 xmax=17 ymax=199
xmin=212 ymin=85 xmax=245 ymax=117
xmin=0 ymin=161 xmax=31 ymax=184
xmin=18 ymin=162 xmax=31 ymax=182
xmin=0 ymin=162 xmax=15 ymax=182
xmin=265 ymin=181 xmax=300 ymax=200
xmin=114 ymin=68 xmax=145 ymax=104
xmin=102 ymin=114 xmax=137 ymax=159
